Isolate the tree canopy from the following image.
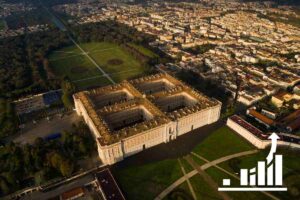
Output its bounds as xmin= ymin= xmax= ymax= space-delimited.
xmin=0 ymin=122 xmax=94 ymax=196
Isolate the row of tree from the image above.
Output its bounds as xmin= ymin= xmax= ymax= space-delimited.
xmin=0 ymin=29 xmax=71 ymax=99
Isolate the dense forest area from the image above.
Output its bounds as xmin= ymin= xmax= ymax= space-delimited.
xmin=0 ymin=122 xmax=95 ymax=196
xmin=0 ymin=29 xmax=70 ymax=99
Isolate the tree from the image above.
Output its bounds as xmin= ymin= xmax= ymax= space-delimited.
xmin=78 ymin=141 xmax=88 ymax=155
xmin=48 ymin=152 xmax=63 ymax=169
xmin=3 ymin=171 xmax=18 ymax=190
xmin=23 ymin=144 xmax=34 ymax=174
xmin=60 ymin=160 xmax=74 ymax=177
xmin=34 ymin=169 xmax=47 ymax=185
xmin=61 ymin=78 xmax=76 ymax=109
xmin=0 ymin=178 xmax=10 ymax=195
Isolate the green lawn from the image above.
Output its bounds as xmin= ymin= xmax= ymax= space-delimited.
xmin=49 ymin=42 xmax=150 ymax=89
xmin=179 ymin=157 xmax=194 ymax=173
xmin=190 ymin=154 xmax=207 ymax=166
xmin=192 ymin=126 xmax=254 ymax=161
xmin=163 ymin=182 xmax=193 ymax=200
xmin=114 ymin=159 xmax=183 ymax=200
xmin=190 ymin=174 xmax=222 ymax=200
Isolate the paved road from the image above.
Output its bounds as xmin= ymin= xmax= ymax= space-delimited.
xmin=155 ymin=150 xmax=259 ymax=200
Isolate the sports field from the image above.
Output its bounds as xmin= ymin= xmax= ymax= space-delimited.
xmin=49 ymin=42 xmax=155 ymax=89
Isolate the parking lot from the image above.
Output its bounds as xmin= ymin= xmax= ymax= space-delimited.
xmin=9 ymin=111 xmax=81 ymax=145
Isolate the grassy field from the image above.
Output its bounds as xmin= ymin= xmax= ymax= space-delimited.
xmin=114 ymin=159 xmax=183 ymax=200
xmin=192 ymin=126 xmax=254 ymax=161
xmin=49 ymin=42 xmax=151 ymax=89
xmin=190 ymin=174 xmax=222 ymax=200
xmin=163 ymin=182 xmax=193 ymax=200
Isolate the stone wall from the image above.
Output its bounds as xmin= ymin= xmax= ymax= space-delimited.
xmin=227 ymin=117 xmax=300 ymax=150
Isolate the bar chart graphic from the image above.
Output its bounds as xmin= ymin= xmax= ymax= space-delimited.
xmin=218 ymin=133 xmax=287 ymax=191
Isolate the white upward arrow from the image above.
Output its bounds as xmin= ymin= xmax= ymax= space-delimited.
xmin=266 ymin=133 xmax=280 ymax=164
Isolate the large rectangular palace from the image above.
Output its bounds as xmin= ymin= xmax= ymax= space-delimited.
xmin=74 ymin=73 xmax=221 ymax=165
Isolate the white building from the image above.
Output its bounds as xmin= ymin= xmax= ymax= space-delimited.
xmin=74 ymin=73 xmax=221 ymax=165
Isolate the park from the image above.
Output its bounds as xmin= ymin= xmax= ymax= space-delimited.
xmin=48 ymin=42 xmax=157 ymax=90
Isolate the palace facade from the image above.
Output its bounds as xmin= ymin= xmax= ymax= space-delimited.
xmin=74 ymin=73 xmax=221 ymax=165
